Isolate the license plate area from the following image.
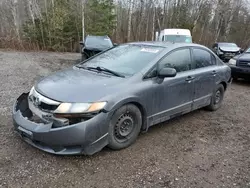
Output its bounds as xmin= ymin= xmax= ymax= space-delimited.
xmin=17 ymin=126 xmax=33 ymax=139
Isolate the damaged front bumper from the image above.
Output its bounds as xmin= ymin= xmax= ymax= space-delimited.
xmin=12 ymin=93 xmax=110 ymax=155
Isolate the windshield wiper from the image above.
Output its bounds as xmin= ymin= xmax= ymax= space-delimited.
xmin=81 ymin=66 xmax=125 ymax=78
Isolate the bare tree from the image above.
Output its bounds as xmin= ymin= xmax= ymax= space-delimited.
xmin=1 ymin=0 xmax=250 ymax=50
xmin=26 ymin=0 xmax=35 ymax=25
xmin=127 ymin=0 xmax=133 ymax=42
xmin=10 ymin=0 xmax=20 ymax=41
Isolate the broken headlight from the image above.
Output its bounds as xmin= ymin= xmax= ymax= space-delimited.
xmin=228 ymin=59 xmax=236 ymax=65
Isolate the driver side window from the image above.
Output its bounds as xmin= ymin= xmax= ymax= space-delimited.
xmin=159 ymin=48 xmax=192 ymax=73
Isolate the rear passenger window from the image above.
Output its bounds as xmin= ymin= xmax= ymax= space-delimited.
xmin=159 ymin=48 xmax=191 ymax=72
xmin=193 ymin=49 xmax=216 ymax=69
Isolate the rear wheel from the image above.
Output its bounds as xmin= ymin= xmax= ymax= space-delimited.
xmin=108 ymin=104 xmax=142 ymax=150
xmin=206 ymin=84 xmax=225 ymax=111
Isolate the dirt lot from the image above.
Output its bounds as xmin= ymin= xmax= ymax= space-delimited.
xmin=0 ymin=51 xmax=250 ymax=188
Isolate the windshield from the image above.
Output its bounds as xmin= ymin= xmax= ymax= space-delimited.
xmin=246 ymin=48 xmax=250 ymax=52
xmin=78 ymin=44 xmax=164 ymax=76
xmin=85 ymin=36 xmax=113 ymax=50
xmin=219 ymin=43 xmax=238 ymax=47
xmin=164 ymin=35 xmax=192 ymax=43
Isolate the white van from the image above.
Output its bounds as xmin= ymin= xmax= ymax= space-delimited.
xmin=156 ymin=29 xmax=192 ymax=43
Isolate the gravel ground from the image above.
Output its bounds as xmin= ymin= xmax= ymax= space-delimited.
xmin=0 ymin=50 xmax=250 ymax=188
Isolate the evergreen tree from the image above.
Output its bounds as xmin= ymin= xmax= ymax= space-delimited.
xmin=22 ymin=0 xmax=116 ymax=51
xmin=85 ymin=0 xmax=116 ymax=36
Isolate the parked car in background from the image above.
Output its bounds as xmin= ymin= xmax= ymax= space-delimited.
xmin=155 ymin=28 xmax=192 ymax=43
xmin=80 ymin=35 xmax=115 ymax=60
xmin=13 ymin=42 xmax=231 ymax=155
xmin=228 ymin=47 xmax=250 ymax=80
xmin=212 ymin=42 xmax=243 ymax=62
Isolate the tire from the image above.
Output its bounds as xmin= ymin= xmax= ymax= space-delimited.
xmin=108 ymin=104 xmax=142 ymax=150
xmin=206 ymin=84 xmax=225 ymax=111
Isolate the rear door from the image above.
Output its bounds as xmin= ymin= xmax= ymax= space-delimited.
xmin=190 ymin=47 xmax=217 ymax=109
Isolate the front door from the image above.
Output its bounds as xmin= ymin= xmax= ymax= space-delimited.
xmin=149 ymin=48 xmax=195 ymax=125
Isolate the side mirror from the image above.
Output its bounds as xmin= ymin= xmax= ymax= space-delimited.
xmin=214 ymin=47 xmax=218 ymax=51
xmin=158 ymin=67 xmax=177 ymax=78
xmin=240 ymin=49 xmax=244 ymax=53
xmin=113 ymin=43 xmax=118 ymax=46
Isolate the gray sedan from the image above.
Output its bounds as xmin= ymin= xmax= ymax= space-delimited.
xmin=12 ymin=42 xmax=232 ymax=155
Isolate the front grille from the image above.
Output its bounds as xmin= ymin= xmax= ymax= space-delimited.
xmin=29 ymin=89 xmax=60 ymax=112
xmin=39 ymin=102 xmax=58 ymax=111
xmin=238 ymin=61 xmax=250 ymax=68
xmin=29 ymin=95 xmax=59 ymax=112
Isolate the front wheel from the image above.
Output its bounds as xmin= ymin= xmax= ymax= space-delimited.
xmin=108 ymin=104 xmax=142 ymax=150
xmin=206 ymin=84 xmax=225 ymax=111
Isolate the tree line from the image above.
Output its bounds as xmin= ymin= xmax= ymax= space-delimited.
xmin=0 ymin=0 xmax=250 ymax=52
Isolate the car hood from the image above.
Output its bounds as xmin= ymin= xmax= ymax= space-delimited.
xmin=234 ymin=53 xmax=250 ymax=61
xmin=35 ymin=67 xmax=125 ymax=103
xmin=85 ymin=46 xmax=112 ymax=51
xmin=85 ymin=42 xmax=113 ymax=51
xmin=219 ymin=46 xmax=240 ymax=52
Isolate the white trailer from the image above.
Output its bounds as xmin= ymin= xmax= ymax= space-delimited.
xmin=155 ymin=29 xmax=192 ymax=43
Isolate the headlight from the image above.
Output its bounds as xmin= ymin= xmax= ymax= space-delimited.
xmin=54 ymin=102 xmax=107 ymax=114
xmin=228 ymin=59 xmax=236 ymax=65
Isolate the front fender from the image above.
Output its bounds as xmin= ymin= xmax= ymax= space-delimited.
xmin=105 ymin=96 xmax=144 ymax=112
xmin=104 ymin=96 xmax=148 ymax=131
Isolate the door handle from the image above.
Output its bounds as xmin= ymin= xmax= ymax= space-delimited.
xmin=185 ymin=76 xmax=195 ymax=82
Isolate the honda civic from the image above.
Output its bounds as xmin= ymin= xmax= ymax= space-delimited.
xmin=13 ymin=42 xmax=231 ymax=155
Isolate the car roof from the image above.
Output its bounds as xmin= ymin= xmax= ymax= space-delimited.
xmin=85 ymin=35 xmax=111 ymax=41
xmin=86 ymin=35 xmax=109 ymax=38
xmin=127 ymin=41 xmax=205 ymax=49
xmin=161 ymin=29 xmax=191 ymax=36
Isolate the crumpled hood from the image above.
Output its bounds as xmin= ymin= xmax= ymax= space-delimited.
xmin=219 ymin=46 xmax=240 ymax=52
xmin=35 ymin=67 xmax=125 ymax=103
